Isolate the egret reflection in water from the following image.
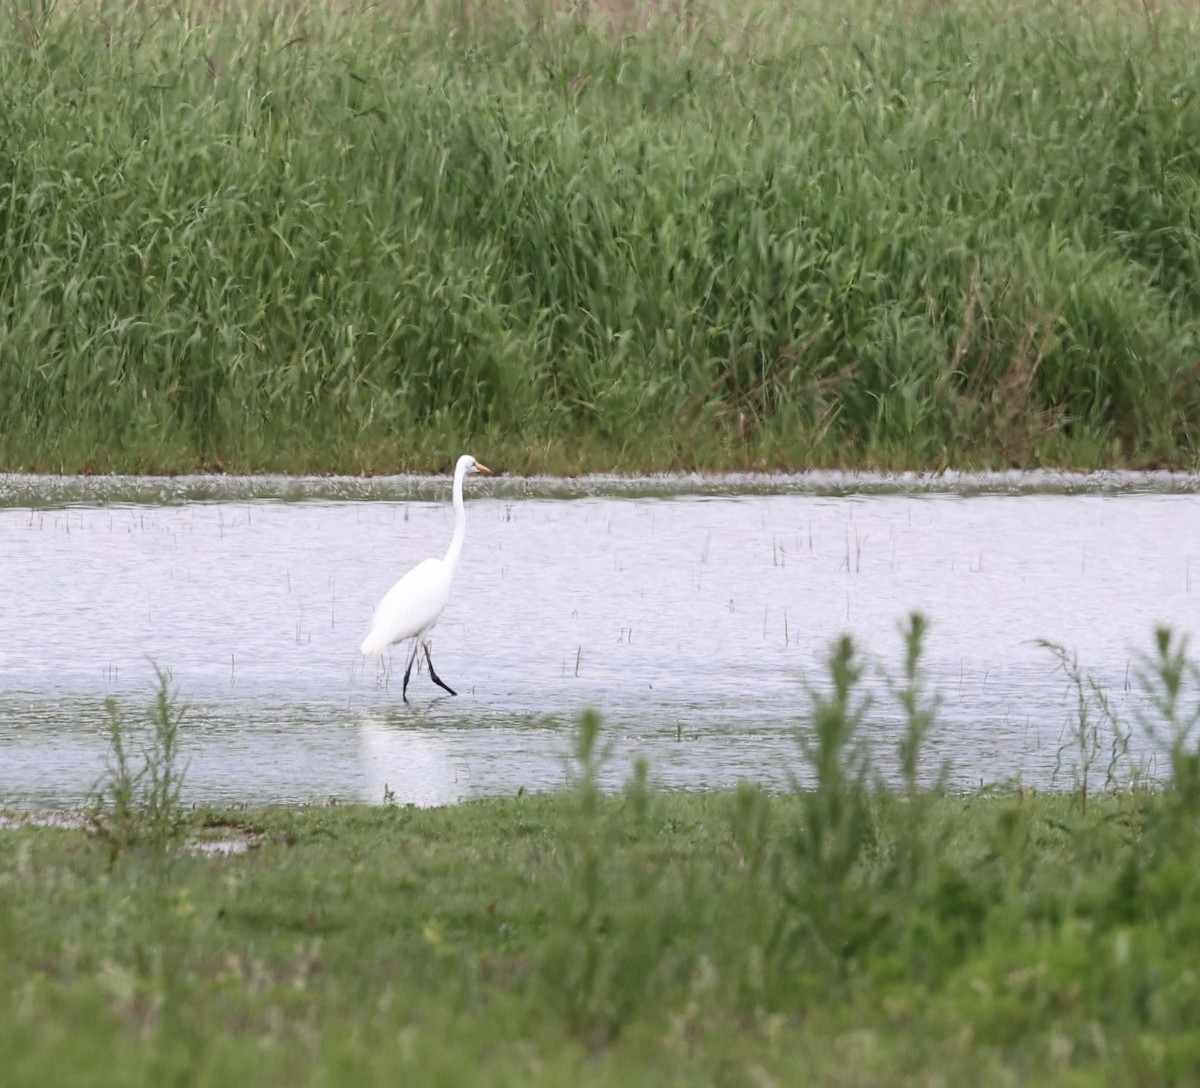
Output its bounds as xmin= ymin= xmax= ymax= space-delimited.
xmin=359 ymin=712 xmax=472 ymax=808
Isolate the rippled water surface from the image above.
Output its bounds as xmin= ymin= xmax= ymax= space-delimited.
xmin=2 ymin=472 xmax=1198 ymax=808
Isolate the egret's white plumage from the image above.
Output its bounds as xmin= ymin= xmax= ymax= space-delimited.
xmin=360 ymin=454 xmax=490 ymax=700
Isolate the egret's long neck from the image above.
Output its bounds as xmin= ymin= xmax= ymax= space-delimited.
xmin=442 ymin=462 xmax=469 ymax=573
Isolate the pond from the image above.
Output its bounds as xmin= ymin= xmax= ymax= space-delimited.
xmin=1 ymin=470 xmax=1197 ymax=809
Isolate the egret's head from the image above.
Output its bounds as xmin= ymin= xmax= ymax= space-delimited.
xmin=457 ymin=454 xmax=492 ymax=476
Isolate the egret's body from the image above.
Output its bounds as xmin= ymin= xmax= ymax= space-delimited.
xmin=360 ymin=454 xmax=490 ymax=700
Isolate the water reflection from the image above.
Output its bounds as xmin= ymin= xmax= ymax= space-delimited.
xmin=359 ymin=712 xmax=473 ymax=808
xmin=0 ymin=479 xmax=1197 ymax=808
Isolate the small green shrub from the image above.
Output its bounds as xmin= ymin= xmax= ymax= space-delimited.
xmin=85 ymin=663 xmax=189 ymax=863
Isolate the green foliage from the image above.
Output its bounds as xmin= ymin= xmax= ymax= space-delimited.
xmin=1128 ymin=627 xmax=1200 ymax=902
xmin=1 ymin=0 xmax=1200 ymax=472
xmin=5 ymin=622 xmax=1200 ymax=1083
xmin=85 ymin=663 xmax=189 ymax=863
xmin=884 ymin=613 xmax=947 ymax=892
xmin=781 ymin=634 xmax=877 ymax=968
xmin=1135 ymin=627 xmax=1200 ymax=798
xmin=533 ymin=710 xmax=683 ymax=1041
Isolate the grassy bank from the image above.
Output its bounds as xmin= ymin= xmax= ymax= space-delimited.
xmin=5 ymin=776 xmax=1200 ymax=1083
xmin=4 ymin=624 xmax=1200 ymax=1084
xmin=2 ymin=0 xmax=1199 ymax=474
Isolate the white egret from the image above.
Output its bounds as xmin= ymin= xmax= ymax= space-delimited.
xmin=360 ymin=454 xmax=491 ymax=700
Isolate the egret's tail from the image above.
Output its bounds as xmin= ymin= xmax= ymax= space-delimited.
xmin=360 ymin=632 xmax=387 ymax=656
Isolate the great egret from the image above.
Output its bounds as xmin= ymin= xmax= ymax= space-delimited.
xmin=360 ymin=454 xmax=491 ymax=700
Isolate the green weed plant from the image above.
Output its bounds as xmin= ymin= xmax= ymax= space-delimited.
xmin=85 ymin=663 xmax=189 ymax=863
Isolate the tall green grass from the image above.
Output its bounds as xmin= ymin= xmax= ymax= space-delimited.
xmin=2 ymin=0 xmax=1199 ymax=473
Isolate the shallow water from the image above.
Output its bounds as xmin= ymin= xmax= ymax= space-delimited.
xmin=1 ymin=472 xmax=1198 ymax=809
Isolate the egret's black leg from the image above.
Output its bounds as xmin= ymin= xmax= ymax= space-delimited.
xmin=401 ymin=640 xmax=421 ymax=702
xmin=424 ymin=643 xmax=457 ymax=696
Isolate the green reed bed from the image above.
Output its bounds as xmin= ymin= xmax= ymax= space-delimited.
xmin=2 ymin=0 xmax=1199 ymax=473
xmin=4 ymin=620 xmax=1200 ymax=1085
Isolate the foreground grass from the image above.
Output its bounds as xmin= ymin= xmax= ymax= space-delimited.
xmin=4 ymin=788 xmax=1200 ymax=1087
xmin=2 ymin=0 xmax=1200 ymax=473
xmin=5 ymin=623 xmax=1200 ymax=1087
